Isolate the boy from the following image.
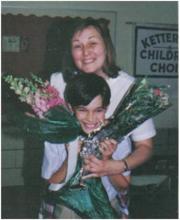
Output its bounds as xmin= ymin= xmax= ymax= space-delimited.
xmin=40 ymin=74 xmax=131 ymax=218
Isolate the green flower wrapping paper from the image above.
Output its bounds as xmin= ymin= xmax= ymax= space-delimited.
xmin=95 ymin=78 xmax=171 ymax=142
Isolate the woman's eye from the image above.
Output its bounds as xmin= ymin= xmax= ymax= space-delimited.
xmin=90 ymin=42 xmax=97 ymax=46
xmin=72 ymin=44 xmax=81 ymax=49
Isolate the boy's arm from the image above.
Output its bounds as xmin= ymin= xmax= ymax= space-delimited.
xmin=47 ymin=143 xmax=71 ymax=184
xmin=48 ymin=157 xmax=68 ymax=184
xmin=46 ymin=141 xmax=80 ymax=184
xmin=42 ymin=142 xmax=68 ymax=184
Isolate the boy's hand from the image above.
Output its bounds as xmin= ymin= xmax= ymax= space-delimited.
xmin=99 ymin=138 xmax=117 ymax=160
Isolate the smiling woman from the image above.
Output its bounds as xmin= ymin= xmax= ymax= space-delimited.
xmin=42 ymin=17 xmax=110 ymax=81
xmin=71 ymin=26 xmax=106 ymax=77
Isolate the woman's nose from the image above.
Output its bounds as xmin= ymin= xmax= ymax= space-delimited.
xmin=82 ymin=45 xmax=91 ymax=56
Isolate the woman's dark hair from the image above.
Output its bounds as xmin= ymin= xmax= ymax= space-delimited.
xmin=62 ymin=17 xmax=120 ymax=82
xmin=64 ymin=73 xmax=111 ymax=107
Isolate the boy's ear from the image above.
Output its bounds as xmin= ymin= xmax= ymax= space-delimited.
xmin=103 ymin=106 xmax=108 ymax=113
xmin=67 ymin=103 xmax=74 ymax=112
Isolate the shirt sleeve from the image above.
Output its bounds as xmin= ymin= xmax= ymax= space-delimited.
xmin=106 ymin=71 xmax=135 ymax=118
xmin=130 ymin=118 xmax=156 ymax=142
xmin=50 ymin=72 xmax=66 ymax=99
xmin=41 ymin=141 xmax=67 ymax=180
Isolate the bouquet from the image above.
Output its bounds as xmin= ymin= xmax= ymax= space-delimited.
xmin=3 ymin=74 xmax=81 ymax=143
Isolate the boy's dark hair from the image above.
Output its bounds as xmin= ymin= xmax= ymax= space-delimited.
xmin=62 ymin=17 xmax=120 ymax=82
xmin=64 ymin=73 xmax=111 ymax=107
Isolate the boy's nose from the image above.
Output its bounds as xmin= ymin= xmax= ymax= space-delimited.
xmin=86 ymin=112 xmax=95 ymax=122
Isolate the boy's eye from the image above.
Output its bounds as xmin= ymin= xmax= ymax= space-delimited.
xmin=96 ymin=108 xmax=105 ymax=113
xmin=76 ymin=107 xmax=87 ymax=112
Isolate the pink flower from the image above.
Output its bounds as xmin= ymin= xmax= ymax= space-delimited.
xmin=154 ymin=88 xmax=161 ymax=96
xmin=46 ymin=84 xmax=59 ymax=96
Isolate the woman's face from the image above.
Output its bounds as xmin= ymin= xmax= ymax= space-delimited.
xmin=71 ymin=26 xmax=106 ymax=77
xmin=73 ymin=95 xmax=106 ymax=134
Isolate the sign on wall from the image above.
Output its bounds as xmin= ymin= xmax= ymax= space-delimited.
xmin=134 ymin=26 xmax=178 ymax=77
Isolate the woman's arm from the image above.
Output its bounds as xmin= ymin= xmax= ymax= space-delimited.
xmin=124 ymin=138 xmax=153 ymax=170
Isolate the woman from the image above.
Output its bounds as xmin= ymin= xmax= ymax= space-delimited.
xmin=49 ymin=18 xmax=156 ymax=177
xmin=42 ymin=18 xmax=156 ymax=218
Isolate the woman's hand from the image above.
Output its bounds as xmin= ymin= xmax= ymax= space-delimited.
xmin=99 ymin=138 xmax=118 ymax=160
xmin=83 ymin=155 xmax=124 ymax=178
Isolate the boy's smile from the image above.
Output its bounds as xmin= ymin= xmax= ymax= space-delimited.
xmin=74 ymin=95 xmax=107 ymax=134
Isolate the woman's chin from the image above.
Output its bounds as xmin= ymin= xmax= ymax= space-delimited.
xmin=81 ymin=65 xmax=97 ymax=74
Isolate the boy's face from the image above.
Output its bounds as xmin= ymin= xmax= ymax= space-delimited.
xmin=73 ymin=95 xmax=107 ymax=134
